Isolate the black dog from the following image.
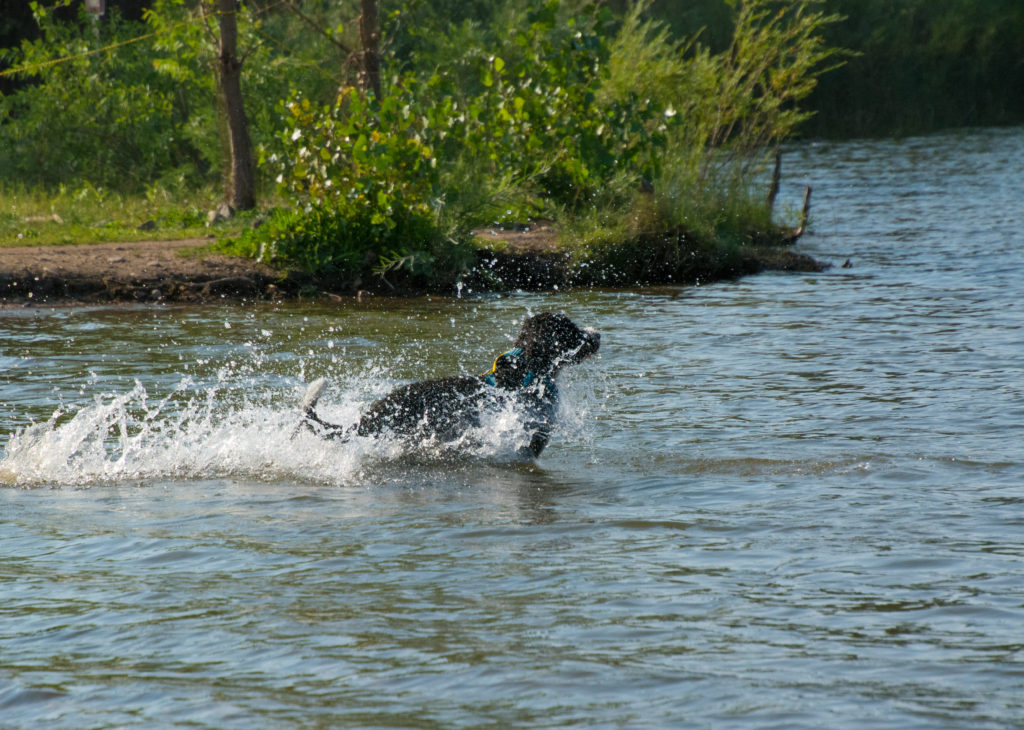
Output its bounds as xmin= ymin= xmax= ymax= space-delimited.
xmin=298 ymin=312 xmax=600 ymax=457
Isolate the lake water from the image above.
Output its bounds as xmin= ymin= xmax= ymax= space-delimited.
xmin=2 ymin=127 xmax=1023 ymax=728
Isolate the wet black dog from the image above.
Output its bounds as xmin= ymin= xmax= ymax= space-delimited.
xmin=298 ymin=312 xmax=600 ymax=457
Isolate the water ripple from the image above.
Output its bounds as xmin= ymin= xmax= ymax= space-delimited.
xmin=2 ymin=128 xmax=1023 ymax=728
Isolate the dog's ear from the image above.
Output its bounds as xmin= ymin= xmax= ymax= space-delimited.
xmin=513 ymin=314 xmax=549 ymax=372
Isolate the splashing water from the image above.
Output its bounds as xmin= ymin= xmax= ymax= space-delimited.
xmin=1 ymin=369 xmax=596 ymax=489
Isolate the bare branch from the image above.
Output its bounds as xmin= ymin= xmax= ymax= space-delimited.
xmin=281 ymin=0 xmax=353 ymax=55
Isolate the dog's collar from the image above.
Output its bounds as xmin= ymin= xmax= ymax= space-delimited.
xmin=482 ymin=347 xmax=551 ymax=389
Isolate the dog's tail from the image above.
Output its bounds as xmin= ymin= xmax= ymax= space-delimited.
xmin=291 ymin=378 xmax=351 ymax=441
xmin=300 ymin=377 xmax=328 ymax=414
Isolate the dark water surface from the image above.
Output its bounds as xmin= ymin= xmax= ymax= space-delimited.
xmin=2 ymin=128 xmax=1023 ymax=728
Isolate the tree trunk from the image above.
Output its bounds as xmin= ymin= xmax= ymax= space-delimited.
xmin=359 ymin=0 xmax=381 ymax=99
xmin=215 ymin=0 xmax=256 ymax=211
xmin=767 ymin=149 xmax=781 ymax=212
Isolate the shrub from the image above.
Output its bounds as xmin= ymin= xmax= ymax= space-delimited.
xmin=0 ymin=4 xmax=199 ymax=189
xmin=247 ymin=0 xmax=840 ymax=287
xmin=0 ymin=0 xmax=348 ymax=192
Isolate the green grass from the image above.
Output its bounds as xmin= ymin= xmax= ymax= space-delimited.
xmin=0 ymin=183 xmax=269 ymax=248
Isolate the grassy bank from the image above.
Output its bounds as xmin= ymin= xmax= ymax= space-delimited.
xmin=1 ymin=178 xmax=817 ymax=302
xmin=0 ymin=184 xmax=259 ymax=248
xmin=2 ymin=0 xmax=837 ymax=295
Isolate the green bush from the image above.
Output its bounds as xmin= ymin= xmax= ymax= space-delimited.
xmin=0 ymin=0 xmax=348 ymax=192
xmin=0 ymin=4 xmax=199 ymax=189
xmin=248 ymin=85 xmax=467 ymax=286
xmin=245 ymin=0 xmax=839 ymax=286
xmin=223 ymin=200 xmax=470 ymax=290
xmin=2 ymin=0 xmax=842 ymax=288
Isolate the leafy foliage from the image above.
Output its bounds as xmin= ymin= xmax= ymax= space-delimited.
xmin=246 ymin=85 xmax=464 ymax=285
xmin=255 ymin=0 xmax=839 ymax=283
xmin=0 ymin=0 xmax=352 ymax=191
xmin=605 ymin=0 xmax=841 ymax=240
xmin=2 ymin=0 xmax=846 ymax=289
xmin=0 ymin=3 xmax=199 ymax=189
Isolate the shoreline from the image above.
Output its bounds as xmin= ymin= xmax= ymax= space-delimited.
xmin=0 ymin=232 xmax=828 ymax=307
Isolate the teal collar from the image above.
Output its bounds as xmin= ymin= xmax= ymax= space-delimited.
xmin=482 ymin=347 xmax=547 ymax=389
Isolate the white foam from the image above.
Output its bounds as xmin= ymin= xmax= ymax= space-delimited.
xmin=1 ymin=373 xmax=599 ymax=489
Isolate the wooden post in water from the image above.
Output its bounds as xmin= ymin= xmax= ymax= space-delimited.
xmin=794 ymin=185 xmax=812 ymax=237
xmin=767 ymin=149 xmax=782 ymax=213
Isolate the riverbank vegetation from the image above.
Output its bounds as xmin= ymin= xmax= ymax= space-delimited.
xmin=2 ymin=0 xmax=841 ymax=292
xmin=0 ymin=184 xmax=261 ymax=248
xmin=218 ymin=0 xmax=836 ymax=291
xmin=9 ymin=1 xmax=1012 ymax=293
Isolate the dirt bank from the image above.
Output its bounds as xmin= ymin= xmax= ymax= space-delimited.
xmin=0 ymin=238 xmax=289 ymax=305
xmin=0 ymin=229 xmax=827 ymax=307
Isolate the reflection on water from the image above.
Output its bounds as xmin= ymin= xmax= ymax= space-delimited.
xmin=2 ymin=127 xmax=1023 ymax=728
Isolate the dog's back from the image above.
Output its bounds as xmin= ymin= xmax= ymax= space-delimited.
xmin=355 ymin=376 xmax=489 ymax=441
xmin=297 ymin=312 xmax=599 ymax=457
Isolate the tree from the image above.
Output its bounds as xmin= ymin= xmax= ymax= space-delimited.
xmin=211 ymin=0 xmax=255 ymax=210
xmin=358 ymin=0 xmax=380 ymax=98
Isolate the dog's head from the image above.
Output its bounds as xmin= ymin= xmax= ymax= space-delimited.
xmin=487 ymin=312 xmax=600 ymax=389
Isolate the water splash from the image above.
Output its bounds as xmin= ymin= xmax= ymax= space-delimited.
xmin=1 ymin=372 xmax=595 ymax=489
